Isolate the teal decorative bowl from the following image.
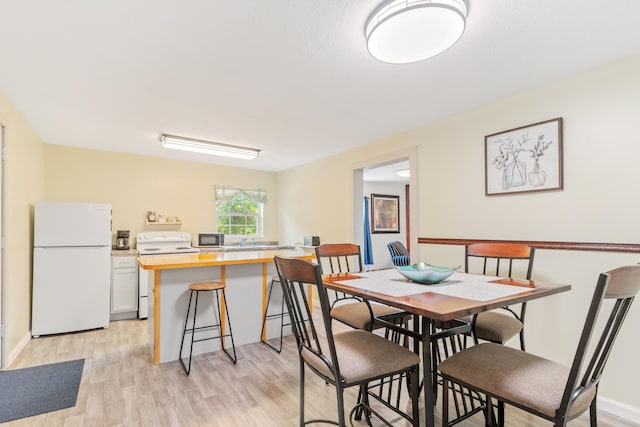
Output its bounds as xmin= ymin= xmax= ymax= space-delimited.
xmin=395 ymin=262 xmax=460 ymax=285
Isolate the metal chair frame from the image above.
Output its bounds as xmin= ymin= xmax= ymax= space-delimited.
xmin=274 ymin=255 xmax=421 ymax=427
xmin=314 ymin=243 xmax=374 ymax=328
xmin=260 ymin=276 xmax=290 ymax=353
xmin=179 ymin=285 xmax=237 ymax=375
xmin=441 ymin=264 xmax=640 ymax=427
xmin=465 ymin=242 xmax=535 ymax=350
xmin=430 ymin=243 xmax=534 ymax=413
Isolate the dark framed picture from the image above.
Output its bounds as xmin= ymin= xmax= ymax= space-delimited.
xmin=371 ymin=194 xmax=400 ymax=233
xmin=485 ymin=117 xmax=563 ymax=196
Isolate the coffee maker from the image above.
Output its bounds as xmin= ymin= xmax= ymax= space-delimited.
xmin=116 ymin=230 xmax=130 ymax=250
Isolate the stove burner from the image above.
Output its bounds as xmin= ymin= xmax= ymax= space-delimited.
xmin=136 ymin=231 xmax=199 ymax=256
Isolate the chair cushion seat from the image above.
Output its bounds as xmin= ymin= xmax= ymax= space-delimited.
xmin=302 ymin=329 xmax=420 ymax=385
xmin=438 ymin=343 xmax=597 ymax=419
xmin=461 ymin=311 xmax=523 ymax=343
xmin=331 ymin=302 xmax=403 ymax=330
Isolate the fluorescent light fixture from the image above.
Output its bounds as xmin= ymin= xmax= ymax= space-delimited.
xmin=396 ymin=169 xmax=410 ymax=177
xmin=159 ymin=134 xmax=260 ymax=160
xmin=365 ymin=0 xmax=468 ymax=64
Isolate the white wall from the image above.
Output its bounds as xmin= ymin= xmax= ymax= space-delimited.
xmin=278 ymin=54 xmax=640 ymax=415
xmin=363 ymin=181 xmax=407 ymax=270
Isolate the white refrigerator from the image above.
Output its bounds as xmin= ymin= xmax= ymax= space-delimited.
xmin=32 ymin=201 xmax=112 ymax=336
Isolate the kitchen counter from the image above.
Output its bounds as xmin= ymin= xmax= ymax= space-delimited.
xmin=137 ymin=248 xmax=307 ymax=269
xmin=138 ymin=248 xmax=314 ymax=364
xmin=196 ymin=245 xmax=298 ymax=253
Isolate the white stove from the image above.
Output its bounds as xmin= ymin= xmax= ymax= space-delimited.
xmin=137 ymin=232 xmax=199 ymax=255
xmin=136 ymin=232 xmax=198 ymax=319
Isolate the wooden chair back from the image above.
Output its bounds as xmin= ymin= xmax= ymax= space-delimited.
xmin=465 ymin=242 xmax=535 ymax=350
xmin=465 ymin=242 xmax=535 ymax=279
xmin=314 ymin=243 xmax=363 ymax=274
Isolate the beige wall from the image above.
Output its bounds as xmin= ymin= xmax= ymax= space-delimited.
xmin=0 ymin=90 xmax=46 ymax=365
xmin=43 ymin=146 xmax=279 ymax=246
xmin=0 ymin=124 xmax=279 ymax=366
xmin=278 ymin=54 xmax=640 ymax=412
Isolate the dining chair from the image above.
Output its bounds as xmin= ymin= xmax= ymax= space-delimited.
xmin=439 ymin=264 xmax=640 ymax=427
xmin=429 ymin=243 xmax=534 ymax=407
xmin=464 ymin=242 xmax=535 ymax=350
xmin=274 ymin=255 xmax=421 ymax=427
xmin=314 ymin=243 xmax=405 ymax=331
xmin=386 ymin=240 xmax=411 ymax=266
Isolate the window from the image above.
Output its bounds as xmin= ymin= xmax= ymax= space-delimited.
xmin=215 ymin=186 xmax=266 ymax=237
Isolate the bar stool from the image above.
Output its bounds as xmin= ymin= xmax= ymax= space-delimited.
xmin=179 ymin=281 xmax=237 ymax=375
xmin=260 ymin=275 xmax=290 ymax=353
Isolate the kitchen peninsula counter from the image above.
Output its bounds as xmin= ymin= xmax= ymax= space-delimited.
xmin=138 ymin=248 xmax=314 ymax=364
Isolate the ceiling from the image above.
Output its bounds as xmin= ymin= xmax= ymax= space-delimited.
xmin=364 ymin=160 xmax=409 ymax=183
xmin=1 ymin=1 xmax=639 ymax=173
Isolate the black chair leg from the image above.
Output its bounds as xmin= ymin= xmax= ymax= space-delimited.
xmin=179 ymin=290 xmax=195 ymax=375
xmin=260 ymin=279 xmax=288 ymax=353
xmin=217 ymin=289 xmax=237 ymax=363
xmin=354 ymin=387 xmax=364 ymax=420
xmin=409 ymin=368 xmax=420 ymax=427
xmin=519 ymin=329 xmax=526 ymax=351
xmin=442 ymin=377 xmax=450 ymax=427
xmin=589 ymin=394 xmax=598 ymax=427
xmin=299 ymin=362 xmax=306 ymax=427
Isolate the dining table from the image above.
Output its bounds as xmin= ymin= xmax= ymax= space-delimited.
xmin=322 ymin=269 xmax=571 ymax=427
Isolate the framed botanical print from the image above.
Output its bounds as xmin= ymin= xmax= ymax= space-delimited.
xmin=485 ymin=117 xmax=563 ymax=196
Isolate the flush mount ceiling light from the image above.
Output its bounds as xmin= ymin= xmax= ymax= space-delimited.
xmin=365 ymin=0 xmax=468 ymax=64
xmin=396 ymin=169 xmax=410 ymax=177
xmin=159 ymin=134 xmax=260 ymax=160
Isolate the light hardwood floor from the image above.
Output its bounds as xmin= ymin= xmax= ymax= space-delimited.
xmin=7 ymin=318 xmax=637 ymax=427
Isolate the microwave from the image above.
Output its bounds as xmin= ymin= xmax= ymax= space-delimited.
xmin=303 ymin=235 xmax=320 ymax=246
xmin=194 ymin=232 xmax=225 ymax=247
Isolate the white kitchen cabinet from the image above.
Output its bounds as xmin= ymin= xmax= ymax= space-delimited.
xmin=111 ymin=255 xmax=138 ymax=320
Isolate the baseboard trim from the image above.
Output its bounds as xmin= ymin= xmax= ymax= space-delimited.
xmin=7 ymin=331 xmax=31 ymax=368
xmin=598 ymin=395 xmax=640 ymax=425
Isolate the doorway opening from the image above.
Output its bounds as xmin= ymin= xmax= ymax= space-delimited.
xmin=352 ymin=147 xmax=417 ymax=271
